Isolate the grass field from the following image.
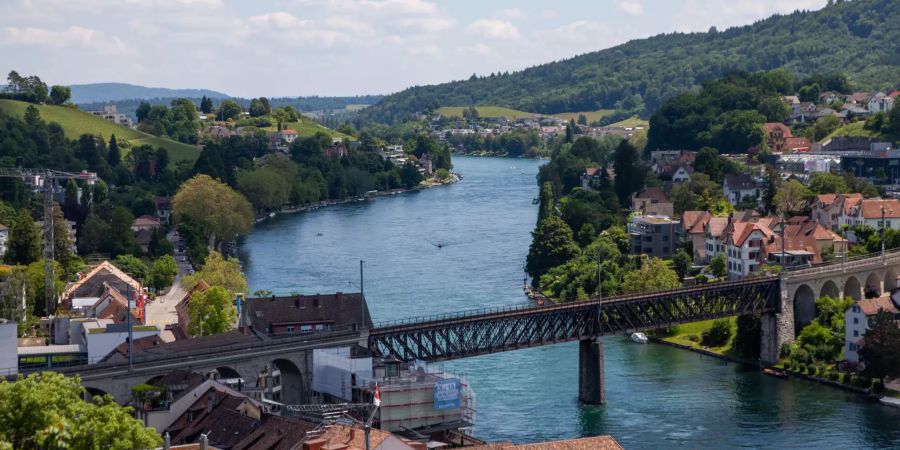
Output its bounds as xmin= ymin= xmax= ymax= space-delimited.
xmin=268 ymin=116 xmax=354 ymax=140
xmin=823 ymin=120 xmax=898 ymax=142
xmin=436 ymin=106 xmax=536 ymax=120
xmin=657 ymin=317 xmax=738 ymax=356
xmin=551 ymin=109 xmax=616 ymax=123
xmin=0 ymin=99 xmax=200 ymax=163
xmin=606 ymin=116 xmax=649 ymax=128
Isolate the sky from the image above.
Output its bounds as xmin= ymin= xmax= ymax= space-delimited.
xmin=0 ymin=0 xmax=828 ymax=98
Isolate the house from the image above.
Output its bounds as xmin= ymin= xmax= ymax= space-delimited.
xmin=419 ymin=153 xmax=434 ymax=176
xmin=86 ymin=105 xmax=133 ymax=128
xmin=580 ymin=167 xmax=613 ymax=190
xmin=763 ymin=123 xmax=793 ymax=153
xmin=155 ymin=196 xmax=173 ymax=225
xmin=135 ymin=228 xmax=154 ymax=253
xmin=0 ymin=224 xmax=7 ymax=256
xmin=64 ymin=261 xmax=142 ymax=309
xmin=867 ymin=92 xmax=894 ymax=113
xmin=631 ymin=187 xmax=674 ymax=217
xmin=627 ymin=215 xmax=680 ymax=259
xmin=784 ymin=137 xmax=812 ymax=153
xmin=82 ymin=321 xmax=159 ymax=363
xmin=724 ymin=221 xmax=773 ymax=279
xmin=723 ymin=174 xmax=763 ymax=206
xmin=765 ymin=219 xmax=845 ymax=268
xmin=842 ymin=103 xmax=871 ymax=119
xmin=783 ymin=95 xmax=800 ymax=106
xmin=243 ymin=292 xmax=372 ymax=335
xmin=279 ymin=129 xmax=298 ymax=144
xmin=819 ymin=91 xmax=841 ymax=105
xmin=843 ymin=198 xmax=900 ymax=243
xmin=90 ymin=284 xmax=142 ymax=323
xmin=131 ymin=215 xmax=161 ymax=233
xmin=681 ymin=211 xmax=712 ymax=263
xmin=655 ymin=163 xmax=693 ymax=183
xmin=846 ymin=92 xmax=871 ymax=105
xmin=704 ymin=216 xmax=730 ymax=263
xmin=208 ymin=125 xmax=231 ymax=139
xmin=844 ymin=293 xmax=900 ymax=363
xmin=811 ymin=193 xmax=862 ymax=231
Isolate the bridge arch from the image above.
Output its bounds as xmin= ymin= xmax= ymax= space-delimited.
xmin=209 ymin=366 xmax=243 ymax=381
xmin=886 ymin=268 xmax=899 ymax=292
xmin=84 ymin=386 xmax=110 ymax=402
xmin=865 ymin=272 xmax=883 ymax=298
xmin=793 ymin=284 xmax=816 ymax=334
xmin=844 ymin=276 xmax=863 ymax=300
xmin=272 ymin=359 xmax=306 ymax=404
xmin=820 ymin=280 xmax=840 ymax=299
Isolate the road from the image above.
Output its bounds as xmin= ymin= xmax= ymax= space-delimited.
xmin=143 ymin=229 xmax=192 ymax=336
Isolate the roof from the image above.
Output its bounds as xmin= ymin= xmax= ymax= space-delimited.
xmin=816 ymin=194 xmax=837 ymax=206
xmin=583 ymin=167 xmax=600 ymax=176
xmin=764 ymin=122 xmax=793 ymax=137
xmin=723 ymin=174 xmax=761 ymax=190
xmin=706 ymin=217 xmax=729 ymax=239
xmin=130 ymin=329 xmax=261 ymax=360
xmin=93 ymin=286 xmax=141 ymax=323
xmin=231 ymin=415 xmax=318 ymax=450
xmin=729 ymin=222 xmax=773 ymax=247
xmin=168 ymin=394 xmax=260 ymax=448
xmin=133 ymin=215 xmax=161 ymax=226
xmin=64 ymin=261 xmax=141 ymax=301
xmin=681 ymin=211 xmax=712 ymax=234
xmin=245 ymin=292 xmax=372 ymax=334
xmin=856 ymin=296 xmax=900 ymax=316
xmin=633 ymin=187 xmax=669 ymax=203
xmin=860 ymin=199 xmax=900 ymax=219
xmin=316 ymin=424 xmax=398 ymax=450
xmin=280 ymin=129 xmax=298 ymax=135
xmin=468 ymin=436 xmax=623 ymax=450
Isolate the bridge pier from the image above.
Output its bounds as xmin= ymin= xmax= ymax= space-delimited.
xmin=578 ymin=338 xmax=605 ymax=405
xmin=760 ymin=289 xmax=795 ymax=365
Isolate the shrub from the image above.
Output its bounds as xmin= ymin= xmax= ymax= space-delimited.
xmin=783 ymin=361 xmax=792 ymax=371
xmin=873 ymin=380 xmax=885 ymax=394
xmin=701 ymin=319 xmax=733 ymax=347
xmin=828 ymin=371 xmax=839 ymax=381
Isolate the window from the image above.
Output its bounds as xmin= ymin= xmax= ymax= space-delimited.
xmin=663 ymin=235 xmax=669 ymax=242
xmin=854 ymin=317 xmax=859 ymax=324
xmin=663 ymin=246 xmax=669 ymax=253
xmin=300 ymin=324 xmax=313 ymax=332
xmin=854 ymin=330 xmax=859 ymax=337
xmin=852 ymin=305 xmax=860 ymax=313
xmin=849 ymin=343 xmax=857 ymax=351
xmin=287 ymin=326 xmax=295 ymax=333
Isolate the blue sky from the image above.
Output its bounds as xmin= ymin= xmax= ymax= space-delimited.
xmin=0 ymin=0 xmax=826 ymax=97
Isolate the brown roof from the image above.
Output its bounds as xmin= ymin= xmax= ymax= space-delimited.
xmin=133 ymin=215 xmax=161 ymax=226
xmin=468 ymin=436 xmax=623 ymax=450
xmin=316 ymin=424 xmax=397 ymax=450
xmin=584 ymin=167 xmax=601 ymax=176
xmin=764 ymin=122 xmax=793 ymax=137
xmin=168 ymin=393 xmax=260 ymax=448
xmin=633 ymin=187 xmax=669 ymax=203
xmin=860 ymin=199 xmax=900 ymax=219
xmin=784 ymin=137 xmax=811 ymax=150
xmin=231 ymin=415 xmax=318 ymax=450
xmin=729 ymin=222 xmax=773 ymax=247
xmin=857 ymin=296 xmax=900 ymax=316
xmin=706 ymin=217 xmax=729 ymax=239
xmin=64 ymin=261 xmax=141 ymax=301
xmin=816 ymin=194 xmax=837 ymax=206
xmin=245 ymin=293 xmax=372 ymax=334
xmin=682 ymin=211 xmax=712 ymax=234
xmin=93 ymin=286 xmax=140 ymax=323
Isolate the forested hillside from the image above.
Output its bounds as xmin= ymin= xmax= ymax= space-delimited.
xmin=363 ymin=0 xmax=900 ymax=124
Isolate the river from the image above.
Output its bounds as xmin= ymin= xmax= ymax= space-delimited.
xmin=239 ymin=156 xmax=900 ymax=449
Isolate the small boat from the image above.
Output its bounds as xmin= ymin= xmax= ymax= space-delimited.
xmin=630 ymin=332 xmax=648 ymax=344
xmin=532 ymin=197 xmax=540 ymax=205
xmin=269 ymin=212 xmax=276 ymax=218
xmin=763 ymin=368 xmax=788 ymax=378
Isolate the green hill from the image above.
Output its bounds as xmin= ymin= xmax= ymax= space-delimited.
xmin=271 ymin=116 xmax=355 ymax=140
xmin=363 ymin=0 xmax=900 ymax=124
xmin=436 ymin=106 xmax=535 ymax=120
xmin=0 ymin=99 xmax=199 ymax=162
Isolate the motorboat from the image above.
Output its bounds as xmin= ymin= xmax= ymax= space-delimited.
xmin=630 ymin=332 xmax=648 ymax=344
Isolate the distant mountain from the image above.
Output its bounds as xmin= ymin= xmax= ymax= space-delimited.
xmin=69 ymin=83 xmax=230 ymax=104
xmin=363 ymin=0 xmax=900 ymax=124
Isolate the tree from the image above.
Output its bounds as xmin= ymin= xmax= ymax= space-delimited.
xmin=4 ymin=211 xmax=40 ymax=265
xmin=0 ymin=267 xmax=26 ymax=333
xmin=702 ymin=318 xmax=733 ymax=347
xmin=188 ymin=286 xmax=237 ymax=336
xmin=860 ymin=310 xmax=900 ymax=379
xmin=249 ymin=98 xmax=269 ymax=117
xmin=775 ymin=179 xmax=812 ymax=216
xmin=712 ymin=110 xmax=765 ymax=153
xmin=0 ymin=372 xmax=161 ymax=450
xmin=734 ymin=314 xmax=761 ymax=358
xmin=113 ymin=254 xmax=149 ymax=281
xmin=709 ymin=254 xmax=727 ymax=278
xmin=622 ymin=257 xmax=680 ymax=293
xmin=200 ymin=95 xmax=213 ymax=114
xmin=135 ymin=101 xmax=151 ymax=122
xmin=526 ymin=216 xmax=579 ymax=285
xmin=612 ymin=140 xmax=645 ymax=204
xmin=577 ymin=114 xmax=588 ymax=125
xmin=107 ymin=207 xmax=139 ymax=257
xmin=107 ymin=134 xmax=121 ymax=166
xmin=399 ymin=162 xmax=423 ymax=189
xmin=217 ymin=99 xmax=242 ymax=121
xmin=673 ymin=249 xmax=692 ymax=280
xmin=537 ymin=182 xmax=555 ymax=223
xmin=183 ymin=251 xmax=247 ymax=295
xmin=173 ymin=175 xmax=254 ymax=250
xmin=149 ymin=255 xmax=178 ymax=291
xmin=48 ymin=85 xmax=71 ymax=105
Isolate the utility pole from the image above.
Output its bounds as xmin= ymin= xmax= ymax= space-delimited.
xmin=127 ymin=283 xmax=133 ymax=369
xmin=360 ymin=260 xmax=365 ymax=330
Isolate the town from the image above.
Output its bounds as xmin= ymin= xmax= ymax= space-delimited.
xmin=4 ymin=0 xmax=900 ymax=449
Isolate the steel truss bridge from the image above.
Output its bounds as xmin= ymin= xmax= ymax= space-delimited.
xmin=368 ymin=277 xmax=781 ymax=362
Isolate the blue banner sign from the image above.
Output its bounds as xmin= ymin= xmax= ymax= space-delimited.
xmin=433 ymin=379 xmax=461 ymax=410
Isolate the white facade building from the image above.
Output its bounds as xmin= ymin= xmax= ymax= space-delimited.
xmin=845 ymin=294 xmax=900 ymax=363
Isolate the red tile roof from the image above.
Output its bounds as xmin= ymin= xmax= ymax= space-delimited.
xmin=633 ymin=187 xmax=669 ymax=203
xmin=857 ymin=296 xmax=900 ymax=316
xmin=469 ymin=436 xmax=623 ymax=450
xmin=764 ymin=122 xmax=793 ymax=137
xmin=682 ymin=211 xmax=712 ymax=234
xmin=730 ymin=222 xmax=773 ymax=247
xmin=860 ymin=199 xmax=900 ymax=219
xmin=706 ymin=217 xmax=729 ymax=239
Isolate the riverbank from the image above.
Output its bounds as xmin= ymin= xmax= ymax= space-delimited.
xmin=253 ymin=172 xmax=461 ymax=224
xmin=451 ymin=150 xmax=549 ymax=159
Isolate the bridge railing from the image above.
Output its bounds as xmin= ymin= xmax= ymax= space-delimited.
xmin=372 ymin=277 xmax=778 ymax=331
xmin=782 ymin=246 xmax=900 ymax=278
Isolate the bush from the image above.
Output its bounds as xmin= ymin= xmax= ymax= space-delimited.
xmin=873 ymin=380 xmax=885 ymax=393
xmin=701 ymin=319 xmax=733 ymax=347
xmin=828 ymin=371 xmax=839 ymax=381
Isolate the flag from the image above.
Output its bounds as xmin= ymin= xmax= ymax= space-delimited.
xmin=373 ymin=383 xmax=381 ymax=407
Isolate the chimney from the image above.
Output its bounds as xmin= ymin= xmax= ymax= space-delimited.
xmin=271 ymin=294 xmax=276 ymax=302
xmin=199 ymin=434 xmax=208 ymax=450
xmin=303 ymin=439 xmax=326 ymax=450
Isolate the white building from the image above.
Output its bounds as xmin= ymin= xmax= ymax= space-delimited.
xmin=82 ymin=321 xmax=159 ymax=364
xmin=704 ymin=216 xmax=729 ymax=263
xmin=843 ymin=198 xmax=900 ymax=243
xmin=845 ymin=293 xmax=900 ymax=363
xmin=724 ymin=222 xmax=772 ymax=279
xmin=723 ymin=174 xmax=763 ymax=206
xmin=0 ymin=224 xmax=7 ymax=257
xmin=0 ymin=320 xmax=17 ymax=376
xmin=87 ymin=105 xmax=133 ymax=128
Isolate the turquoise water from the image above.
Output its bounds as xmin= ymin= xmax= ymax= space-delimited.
xmin=240 ymin=156 xmax=900 ymax=449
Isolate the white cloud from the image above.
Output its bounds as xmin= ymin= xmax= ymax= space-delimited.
xmin=0 ymin=25 xmax=132 ymax=56
xmin=614 ymin=1 xmax=644 ymax=16
xmin=466 ymin=19 xmax=519 ymax=40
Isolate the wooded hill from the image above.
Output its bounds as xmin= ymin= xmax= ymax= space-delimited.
xmin=362 ymin=0 xmax=900 ymax=124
